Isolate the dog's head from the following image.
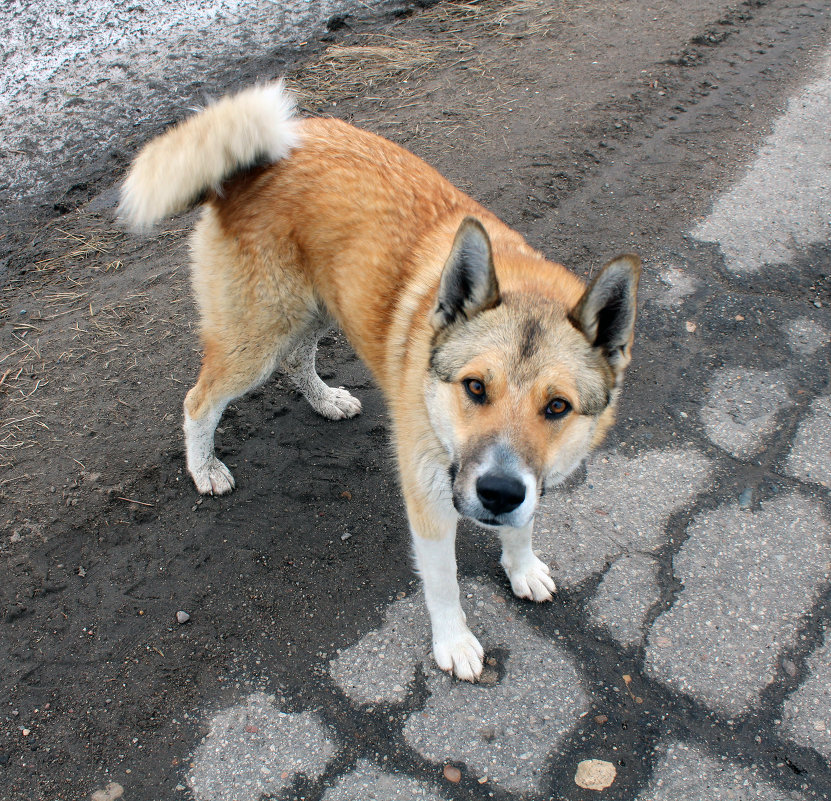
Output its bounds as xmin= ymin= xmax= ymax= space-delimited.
xmin=426 ymin=217 xmax=640 ymax=529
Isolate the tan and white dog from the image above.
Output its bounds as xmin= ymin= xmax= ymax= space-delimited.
xmin=119 ymin=82 xmax=640 ymax=681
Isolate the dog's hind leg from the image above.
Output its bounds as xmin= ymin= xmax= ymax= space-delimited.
xmin=183 ymin=383 xmax=236 ymax=496
xmin=183 ymin=327 xmax=290 ymax=495
xmin=183 ymin=209 xmax=317 ymax=495
xmin=281 ymin=317 xmax=362 ymax=420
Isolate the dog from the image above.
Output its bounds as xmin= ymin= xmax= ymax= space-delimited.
xmin=119 ymin=82 xmax=640 ymax=681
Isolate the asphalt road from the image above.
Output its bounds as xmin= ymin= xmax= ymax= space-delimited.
xmin=1 ymin=1 xmax=830 ymax=800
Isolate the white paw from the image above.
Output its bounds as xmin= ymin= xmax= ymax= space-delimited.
xmin=433 ymin=628 xmax=484 ymax=682
xmin=315 ymin=387 xmax=362 ymax=420
xmin=503 ymin=553 xmax=556 ymax=602
xmin=190 ymin=456 xmax=236 ymax=495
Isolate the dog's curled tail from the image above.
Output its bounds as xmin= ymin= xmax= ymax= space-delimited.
xmin=118 ymin=81 xmax=298 ymax=231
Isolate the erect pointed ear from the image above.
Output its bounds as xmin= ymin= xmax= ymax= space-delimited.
xmin=571 ymin=254 xmax=641 ymax=371
xmin=431 ymin=217 xmax=501 ymax=330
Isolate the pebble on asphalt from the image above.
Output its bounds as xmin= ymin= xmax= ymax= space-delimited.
xmin=176 ymin=611 xmax=190 ymax=624
xmin=90 ymin=783 xmax=124 ymax=801
xmin=575 ymin=759 xmax=617 ymax=790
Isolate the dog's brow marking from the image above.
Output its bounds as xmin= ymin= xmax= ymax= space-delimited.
xmin=519 ymin=316 xmax=543 ymax=361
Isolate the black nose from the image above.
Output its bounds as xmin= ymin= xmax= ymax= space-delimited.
xmin=476 ymin=473 xmax=526 ymax=516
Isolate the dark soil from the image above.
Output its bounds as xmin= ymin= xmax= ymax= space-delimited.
xmin=2 ymin=1 xmax=831 ymax=799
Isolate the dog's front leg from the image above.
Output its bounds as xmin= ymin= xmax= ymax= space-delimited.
xmin=499 ymin=521 xmax=557 ymax=602
xmin=411 ymin=529 xmax=484 ymax=682
xmin=405 ymin=483 xmax=484 ymax=682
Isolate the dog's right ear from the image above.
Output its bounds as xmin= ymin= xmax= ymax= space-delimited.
xmin=431 ymin=217 xmax=501 ymax=330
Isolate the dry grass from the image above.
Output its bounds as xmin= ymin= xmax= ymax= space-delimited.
xmin=0 ymin=211 xmax=174 ymax=464
xmin=291 ymin=0 xmax=560 ymax=108
xmin=422 ymin=0 xmax=562 ymax=39
xmin=293 ymin=38 xmax=444 ymax=105
xmin=0 ymin=280 xmax=172 ymax=463
xmin=33 ymin=227 xmax=123 ymax=273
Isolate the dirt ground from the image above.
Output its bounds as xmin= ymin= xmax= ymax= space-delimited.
xmin=2 ymin=0 xmax=831 ymax=799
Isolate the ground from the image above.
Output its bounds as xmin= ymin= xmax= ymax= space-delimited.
xmin=1 ymin=1 xmax=831 ymax=800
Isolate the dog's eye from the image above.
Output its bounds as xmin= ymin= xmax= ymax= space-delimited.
xmin=463 ymin=378 xmax=487 ymax=403
xmin=544 ymin=397 xmax=571 ymax=420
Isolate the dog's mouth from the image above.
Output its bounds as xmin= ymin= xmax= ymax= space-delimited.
xmin=470 ymin=513 xmax=502 ymax=528
xmin=452 ymin=493 xmax=535 ymax=529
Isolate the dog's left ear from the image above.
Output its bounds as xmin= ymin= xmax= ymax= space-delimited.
xmin=431 ymin=217 xmax=501 ymax=330
xmin=571 ymin=254 xmax=641 ymax=372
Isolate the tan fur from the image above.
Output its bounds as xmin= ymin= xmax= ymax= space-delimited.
xmin=120 ymin=83 xmax=640 ymax=681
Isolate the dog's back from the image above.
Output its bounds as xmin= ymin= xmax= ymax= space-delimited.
xmin=118 ymin=83 xmax=588 ymax=386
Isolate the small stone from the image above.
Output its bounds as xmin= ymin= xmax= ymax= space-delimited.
xmin=78 ymin=566 xmax=86 ymax=577
xmin=340 ymin=490 xmax=352 ymax=500
xmin=685 ymin=320 xmax=697 ymax=333
xmin=738 ymin=488 xmax=753 ymax=509
xmin=90 ymin=782 xmax=124 ymax=801
xmin=21 ymin=728 xmax=30 ymax=736
xmin=594 ymin=714 xmax=609 ymax=725
xmin=814 ymin=300 xmax=823 ymax=308
xmin=782 ymin=659 xmax=797 ymax=677
xmin=341 ymin=532 xmax=352 ymax=541
xmin=443 ymin=764 xmax=462 ymax=783
xmin=575 ymin=759 xmax=616 ymax=790
xmin=176 ymin=611 xmax=190 ymax=624
xmin=735 ymin=314 xmax=745 ymax=321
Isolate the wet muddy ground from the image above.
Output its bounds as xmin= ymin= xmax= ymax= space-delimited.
xmin=2 ymin=1 xmax=830 ymax=799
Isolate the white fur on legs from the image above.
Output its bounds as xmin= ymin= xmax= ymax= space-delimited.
xmin=184 ymin=405 xmax=235 ymax=495
xmin=282 ymin=335 xmax=361 ymax=420
xmin=499 ymin=522 xmax=556 ymax=602
xmin=412 ymin=531 xmax=484 ymax=681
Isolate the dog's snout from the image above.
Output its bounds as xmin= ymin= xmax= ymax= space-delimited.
xmin=476 ymin=473 xmax=526 ymax=515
